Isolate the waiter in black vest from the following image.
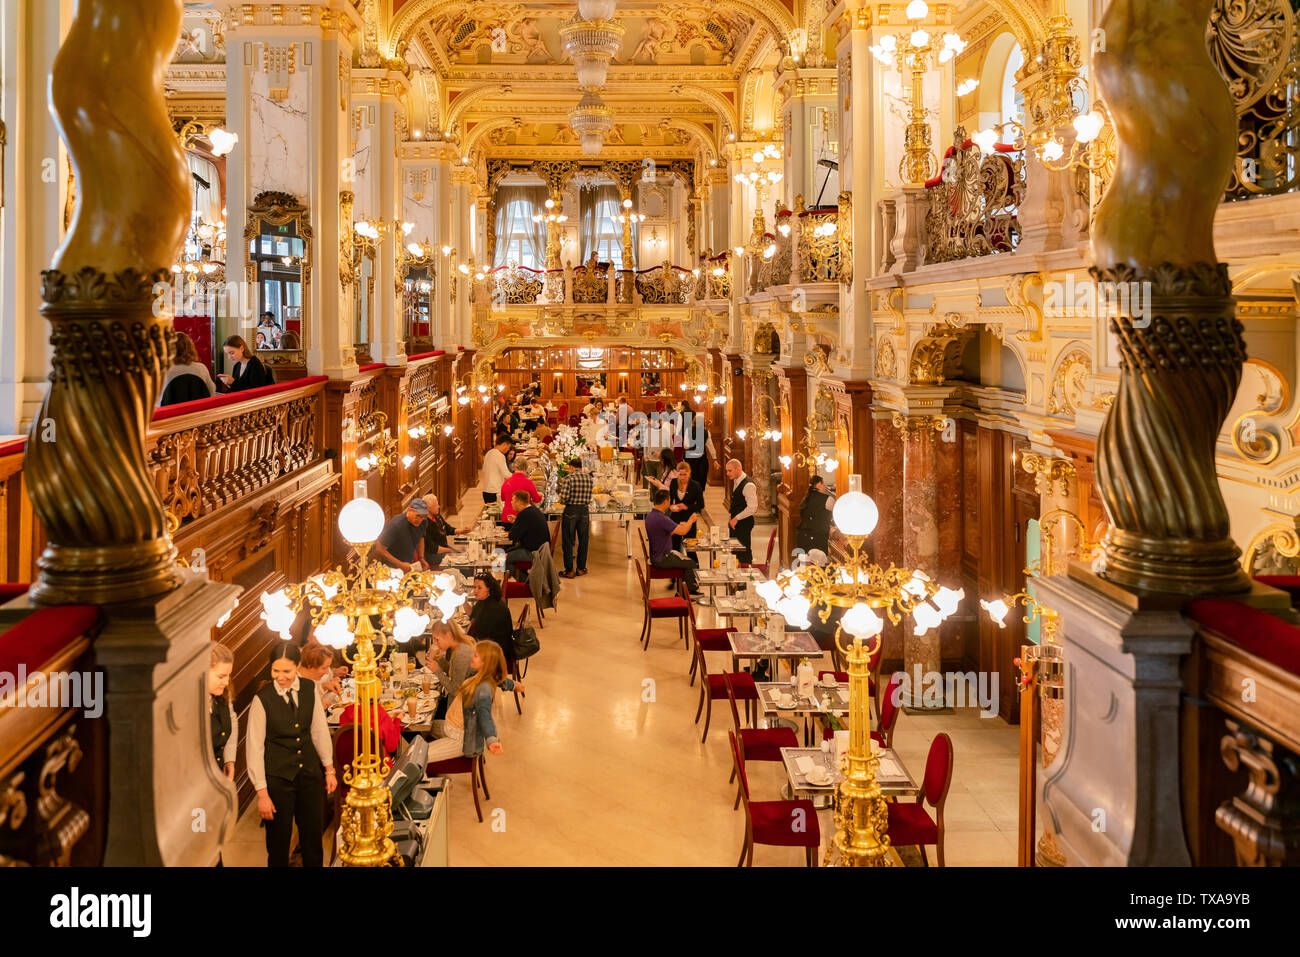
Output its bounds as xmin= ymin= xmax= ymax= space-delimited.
xmin=725 ymin=458 xmax=758 ymax=564
xmin=246 ymin=642 xmax=336 ymax=867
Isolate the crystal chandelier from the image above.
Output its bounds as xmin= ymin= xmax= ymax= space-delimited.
xmin=569 ymin=91 xmax=615 ymax=156
xmin=560 ymin=13 xmax=625 ymax=92
xmin=755 ymin=474 xmax=964 ymax=866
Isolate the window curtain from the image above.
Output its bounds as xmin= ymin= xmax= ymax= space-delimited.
xmin=581 ymin=183 xmax=625 ymax=269
xmin=493 ymin=185 xmax=547 ymax=267
xmin=187 ymin=153 xmax=222 ymax=226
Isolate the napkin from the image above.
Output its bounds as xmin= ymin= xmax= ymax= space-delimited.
xmin=795 ymin=756 xmax=815 ymax=775
xmin=877 ymin=756 xmax=902 ymax=779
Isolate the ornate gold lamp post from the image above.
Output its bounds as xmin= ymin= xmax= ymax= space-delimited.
xmin=756 ymin=475 xmax=965 ymax=865
xmin=260 ymin=492 xmax=466 ymax=866
xmin=870 ymin=1 xmax=967 ymax=185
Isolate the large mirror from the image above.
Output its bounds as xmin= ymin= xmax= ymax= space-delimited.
xmin=245 ymin=191 xmax=310 ymax=374
xmin=401 ymin=257 xmax=435 ymax=353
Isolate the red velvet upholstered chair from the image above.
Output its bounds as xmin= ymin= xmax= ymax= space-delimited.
xmin=693 ymin=621 xmax=757 ymax=742
xmin=686 ymin=597 xmax=734 ymax=686
xmin=885 ymin=732 xmax=954 ymax=866
xmin=637 ymin=527 xmax=684 ymax=586
xmin=725 ymin=674 xmax=797 ymax=807
xmin=729 ymin=732 xmax=821 ymax=867
xmin=634 ymin=560 xmax=690 ymax=651
xmin=425 ymin=754 xmax=490 ymax=823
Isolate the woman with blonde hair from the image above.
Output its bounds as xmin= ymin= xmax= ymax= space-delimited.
xmin=208 ymin=643 xmax=237 ymax=778
xmin=297 ymin=641 xmax=341 ymax=709
xmin=427 ymin=619 xmax=476 ymax=699
xmin=423 ymin=639 xmax=521 ymax=762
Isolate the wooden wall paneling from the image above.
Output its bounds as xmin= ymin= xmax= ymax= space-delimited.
xmin=826 ymin=378 xmax=875 ymax=499
xmin=0 ymin=450 xmax=40 ymax=584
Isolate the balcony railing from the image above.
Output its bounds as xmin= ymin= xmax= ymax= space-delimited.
xmin=636 ymin=263 xmax=693 ymax=304
xmin=798 ymin=206 xmax=840 ymax=282
xmin=923 ymin=132 xmax=1025 ymax=264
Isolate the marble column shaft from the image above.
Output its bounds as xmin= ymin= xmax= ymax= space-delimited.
xmin=902 ymin=421 xmax=940 ymax=692
xmin=872 ymin=415 xmax=904 ymax=663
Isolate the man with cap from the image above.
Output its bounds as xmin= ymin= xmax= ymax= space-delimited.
xmin=373 ymin=498 xmax=429 ymax=572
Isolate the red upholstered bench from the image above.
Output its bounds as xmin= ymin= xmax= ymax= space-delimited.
xmin=1186 ymin=599 xmax=1300 ymax=678
xmin=0 ymin=605 xmax=101 ymax=678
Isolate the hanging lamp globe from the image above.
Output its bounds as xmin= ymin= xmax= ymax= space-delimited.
xmin=560 ymin=14 xmax=626 ymax=90
xmin=578 ymin=0 xmax=618 ymax=19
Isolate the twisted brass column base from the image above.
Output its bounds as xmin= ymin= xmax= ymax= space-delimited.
xmin=30 ymin=540 xmax=181 ymax=607
xmin=1093 ymin=262 xmax=1250 ymax=597
xmin=25 ymin=268 xmax=181 ymax=606
xmin=1100 ymin=528 xmax=1249 ymax=597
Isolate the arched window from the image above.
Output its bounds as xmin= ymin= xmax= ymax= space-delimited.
xmin=1001 ymin=43 xmax=1024 ymax=125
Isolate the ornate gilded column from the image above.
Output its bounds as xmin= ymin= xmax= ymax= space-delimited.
xmin=28 ymin=0 xmax=194 ymax=605
xmin=27 ymin=0 xmax=239 ymax=866
xmin=1091 ymin=0 xmax=1248 ymax=596
xmin=1034 ymin=0 xmax=1253 ymax=868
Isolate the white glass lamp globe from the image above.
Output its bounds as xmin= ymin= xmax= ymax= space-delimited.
xmin=841 ymin=602 xmax=883 ymax=639
xmin=578 ymin=0 xmax=617 ymax=19
xmin=832 ymin=474 xmax=879 ymax=537
xmin=315 ymin=614 xmax=355 ymax=649
xmin=339 ymin=496 xmax=385 ymax=545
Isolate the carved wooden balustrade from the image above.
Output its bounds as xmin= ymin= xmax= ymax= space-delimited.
xmin=924 ymin=131 xmax=1026 ymax=264
xmin=797 ymin=206 xmax=841 ymax=282
xmin=148 ymin=381 xmax=326 ymax=523
xmin=1181 ymin=595 xmax=1300 ymax=866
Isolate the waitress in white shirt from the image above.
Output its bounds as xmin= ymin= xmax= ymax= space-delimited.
xmin=245 ymin=641 xmax=336 ymax=867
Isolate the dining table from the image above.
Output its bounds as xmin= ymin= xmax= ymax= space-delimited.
xmin=694 ymin=565 xmax=766 ymax=607
xmin=780 ymin=745 xmax=919 ymax=808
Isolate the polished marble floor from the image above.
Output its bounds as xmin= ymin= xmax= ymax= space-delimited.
xmin=225 ymin=476 xmax=1021 ymax=866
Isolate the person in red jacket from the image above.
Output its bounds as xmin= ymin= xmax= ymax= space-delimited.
xmin=499 ymin=466 xmax=542 ymax=524
xmin=333 ymin=700 xmax=403 ymax=800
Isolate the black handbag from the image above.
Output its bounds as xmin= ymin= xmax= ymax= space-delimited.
xmin=513 ymin=625 xmax=541 ymax=659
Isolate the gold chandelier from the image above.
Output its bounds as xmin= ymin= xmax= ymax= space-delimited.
xmin=755 ymin=475 xmax=964 ymax=866
xmin=870 ymin=1 xmax=967 ymax=185
xmin=260 ymin=492 xmax=467 ymax=866
xmin=972 ymin=14 xmax=1115 ymax=177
